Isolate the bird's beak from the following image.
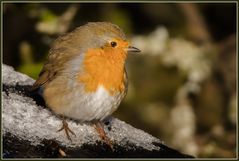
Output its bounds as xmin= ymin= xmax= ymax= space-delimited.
xmin=126 ymin=46 xmax=141 ymax=53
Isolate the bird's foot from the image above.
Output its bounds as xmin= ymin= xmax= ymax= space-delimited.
xmin=93 ymin=121 xmax=113 ymax=150
xmin=58 ymin=119 xmax=76 ymax=141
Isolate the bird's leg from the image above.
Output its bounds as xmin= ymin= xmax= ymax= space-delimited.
xmin=58 ymin=117 xmax=76 ymax=141
xmin=93 ymin=121 xmax=113 ymax=150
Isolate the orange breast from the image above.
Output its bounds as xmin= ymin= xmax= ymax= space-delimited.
xmin=78 ymin=47 xmax=127 ymax=95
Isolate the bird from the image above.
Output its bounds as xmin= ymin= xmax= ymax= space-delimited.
xmin=31 ymin=22 xmax=140 ymax=148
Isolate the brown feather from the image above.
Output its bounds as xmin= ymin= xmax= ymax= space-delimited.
xmin=31 ymin=70 xmax=50 ymax=91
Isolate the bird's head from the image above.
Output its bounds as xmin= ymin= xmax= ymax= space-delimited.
xmin=51 ymin=22 xmax=140 ymax=60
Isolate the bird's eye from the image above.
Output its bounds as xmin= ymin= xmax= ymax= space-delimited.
xmin=110 ymin=41 xmax=117 ymax=47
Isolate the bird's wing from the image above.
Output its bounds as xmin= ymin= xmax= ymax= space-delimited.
xmin=31 ymin=64 xmax=56 ymax=91
xmin=31 ymin=28 xmax=84 ymax=91
xmin=31 ymin=47 xmax=67 ymax=91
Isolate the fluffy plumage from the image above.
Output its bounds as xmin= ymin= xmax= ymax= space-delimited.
xmin=32 ymin=22 xmax=136 ymax=122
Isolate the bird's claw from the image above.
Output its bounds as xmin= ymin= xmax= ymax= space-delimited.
xmin=58 ymin=119 xmax=76 ymax=142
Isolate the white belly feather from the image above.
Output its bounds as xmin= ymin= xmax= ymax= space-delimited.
xmin=64 ymin=85 xmax=123 ymax=121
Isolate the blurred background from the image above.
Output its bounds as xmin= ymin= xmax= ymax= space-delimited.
xmin=3 ymin=3 xmax=237 ymax=158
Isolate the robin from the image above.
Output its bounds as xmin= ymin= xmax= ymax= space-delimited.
xmin=31 ymin=22 xmax=140 ymax=147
